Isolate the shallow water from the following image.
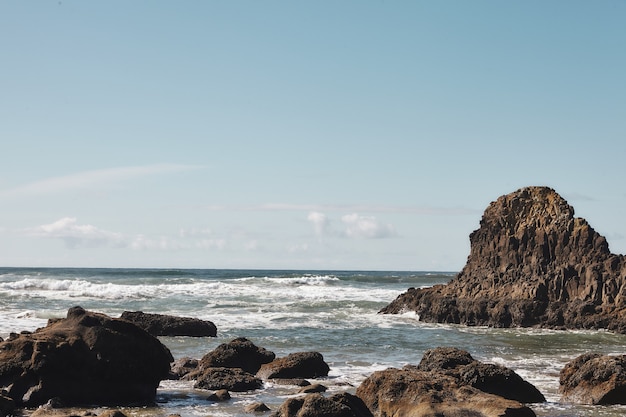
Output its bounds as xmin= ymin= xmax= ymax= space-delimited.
xmin=2 ymin=267 xmax=626 ymax=417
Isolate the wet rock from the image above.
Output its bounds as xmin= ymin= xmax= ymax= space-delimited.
xmin=356 ymin=347 xmax=542 ymax=417
xmin=256 ymin=352 xmax=330 ymax=379
xmin=170 ymin=357 xmax=199 ymax=379
xmin=0 ymin=306 xmax=173 ymax=407
xmin=196 ymin=337 xmax=275 ymax=374
xmin=270 ymin=393 xmax=369 ymax=417
xmin=207 ymin=389 xmax=231 ymax=402
xmin=381 ymin=186 xmax=626 ymax=332
xmin=194 ymin=367 xmax=263 ymax=392
xmin=245 ymin=402 xmax=271 ymax=412
xmin=417 ymin=347 xmax=545 ymax=403
xmin=560 ymin=352 xmax=626 ymax=405
xmin=120 ymin=311 xmax=217 ymax=337
xmin=298 ymin=383 xmax=327 ymax=393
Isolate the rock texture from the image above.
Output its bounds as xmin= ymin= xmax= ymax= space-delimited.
xmin=257 ymin=352 xmax=330 ymax=380
xmin=0 ymin=306 xmax=173 ymax=407
xmin=270 ymin=393 xmax=373 ymax=417
xmin=194 ymin=367 xmax=263 ymax=392
xmin=356 ymin=347 xmax=542 ymax=417
xmin=120 ymin=311 xmax=217 ymax=337
xmin=559 ymin=353 xmax=626 ymax=405
xmin=381 ymin=186 xmax=626 ymax=331
xmin=197 ymin=337 xmax=275 ymax=374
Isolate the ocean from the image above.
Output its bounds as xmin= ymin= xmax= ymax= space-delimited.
xmin=1 ymin=267 xmax=625 ymax=417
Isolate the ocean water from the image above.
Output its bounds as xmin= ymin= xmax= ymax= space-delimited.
xmin=1 ymin=267 xmax=626 ymax=417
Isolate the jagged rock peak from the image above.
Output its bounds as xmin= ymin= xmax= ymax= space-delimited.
xmin=381 ymin=186 xmax=626 ymax=332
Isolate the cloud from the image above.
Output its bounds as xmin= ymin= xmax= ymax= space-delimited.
xmin=307 ymin=211 xmax=331 ymax=237
xmin=27 ymin=217 xmax=227 ymax=251
xmin=341 ymin=213 xmax=397 ymax=239
xmin=307 ymin=212 xmax=397 ymax=239
xmin=2 ymin=163 xmax=203 ymax=197
xmin=28 ymin=217 xmax=125 ymax=248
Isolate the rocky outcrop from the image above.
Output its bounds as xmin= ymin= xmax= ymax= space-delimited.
xmin=196 ymin=337 xmax=275 ymax=374
xmin=187 ymin=338 xmax=273 ymax=392
xmin=356 ymin=347 xmax=542 ymax=417
xmin=381 ymin=186 xmax=626 ymax=331
xmin=559 ymin=353 xmax=626 ymax=405
xmin=0 ymin=306 xmax=173 ymax=407
xmin=271 ymin=393 xmax=373 ymax=417
xmin=120 ymin=311 xmax=217 ymax=337
xmin=257 ymin=352 xmax=330 ymax=380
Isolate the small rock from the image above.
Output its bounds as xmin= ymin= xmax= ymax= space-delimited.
xmin=207 ymin=389 xmax=231 ymax=402
xmin=245 ymin=402 xmax=271 ymax=413
xmin=298 ymin=383 xmax=327 ymax=393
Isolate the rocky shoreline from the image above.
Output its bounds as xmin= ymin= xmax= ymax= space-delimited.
xmin=2 ymin=306 xmax=626 ymax=417
xmin=3 ymin=187 xmax=626 ymax=416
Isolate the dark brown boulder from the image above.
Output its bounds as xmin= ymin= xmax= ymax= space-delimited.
xmin=0 ymin=306 xmax=173 ymax=407
xmin=120 ymin=311 xmax=217 ymax=337
xmin=356 ymin=347 xmax=540 ymax=417
xmin=416 ymin=347 xmax=544 ymax=403
xmin=193 ymin=367 xmax=263 ymax=392
xmin=256 ymin=352 xmax=330 ymax=380
xmin=559 ymin=352 xmax=626 ymax=405
xmin=381 ymin=186 xmax=626 ymax=332
xmin=270 ymin=393 xmax=371 ymax=417
xmin=197 ymin=337 xmax=275 ymax=374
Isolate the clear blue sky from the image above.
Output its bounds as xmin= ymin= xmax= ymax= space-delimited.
xmin=1 ymin=1 xmax=624 ymax=270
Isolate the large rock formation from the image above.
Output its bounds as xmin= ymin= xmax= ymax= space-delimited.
xmin=0 ymin=306 xmax=173 ymax=407
xmin=381 ymin=186 xmax=626 ymax=331
xmin=356 ymin=347 xmax=542 ymax=417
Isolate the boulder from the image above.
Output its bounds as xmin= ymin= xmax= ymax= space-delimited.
xmin=196 ymin=337 xmax=275 ymax=374
xmin=256 ymin=352 xmax=330 ymax=380
xmin=381 ymin=186 xmax=626 ymax=332
xmin=120 ymin=311 xmax=217 ymax=337
xmin=559 ymin=352 xmax=626 ymax=404
xmin=270 ymin=393 xmax=371 ymax=417
xmin=194 ymin=367 xmax=263 ymax=392
xmin=207 ymin=389 xmax=231 ymax=402
xmin=170 ymin=357 xmax=199 ymax=379
xmin=356 ymin=347 xmax=542 ymax=417
xmin=416 ymin=347 xmax=545 ymax=403
xmin=245 ymin=402 xmax=271 ymax=412
xmin=0 ymin=306 xmax=173 ymax=407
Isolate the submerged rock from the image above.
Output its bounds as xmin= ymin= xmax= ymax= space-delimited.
xmin=356 ymin=347 xmax=541 ymax=417
xmin=560 ymin=352 xmax=626 ymax=405
xmin=0 ymin=306 xmax=173 ymax=407
xmin=120 ymin=311 xmax=217 ymax=337
xmin=381 ymin=186 xmax=626 ymax=332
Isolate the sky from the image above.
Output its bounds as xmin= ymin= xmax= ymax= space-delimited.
xmin=1 ymin=1 xmax=625 ymax=271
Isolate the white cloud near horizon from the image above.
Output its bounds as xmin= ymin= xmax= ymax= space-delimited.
xmin=2 ymin=163 xmax=203 ymax=197
xmin=27 ymin=217 xmax=227 ymax=251
xmin=28 ymin=217 xmax=126 ymax=249
xmin=341 ymin=213 xmax=397 ymax=239
xmin=307 ymin=211 xmax=397 ymax=239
